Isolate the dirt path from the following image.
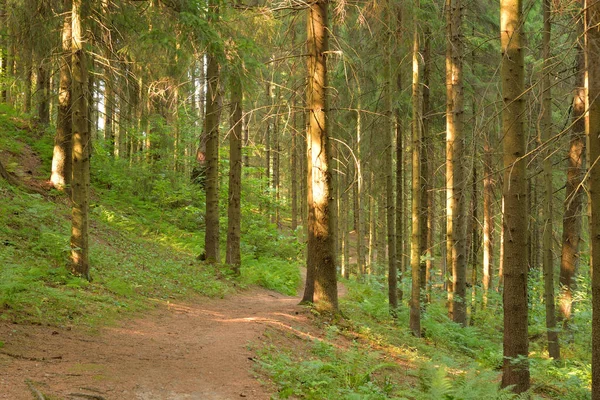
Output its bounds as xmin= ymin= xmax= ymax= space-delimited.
xmin=0 ymin=285 xmax=333 ymax=400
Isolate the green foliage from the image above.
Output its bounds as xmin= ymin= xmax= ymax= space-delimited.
xmin=258 ymin=336 xmax=399 ymax=400
xmin=240 ymin=256 xmax=301 ymax=296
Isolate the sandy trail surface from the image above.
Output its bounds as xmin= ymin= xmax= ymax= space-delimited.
xmin=0 ymin=287 xmax=317 ymax=400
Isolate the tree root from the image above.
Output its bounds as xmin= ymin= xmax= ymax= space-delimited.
xmin=69 ymin=393 xmax=106 ymax=400
xmin=1 ymin=350 xmax=62 ymax=362
xmin=25 ymin=379 xmax=46 ymax=400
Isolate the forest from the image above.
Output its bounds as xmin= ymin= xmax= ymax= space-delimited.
xmin=0 ymin=0 xmax=599 ymax=398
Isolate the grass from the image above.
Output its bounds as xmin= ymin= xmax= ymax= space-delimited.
xmin=0 ymin=106 xmax=302 ymax=328
xmin=255 ymin=275 xmax=592 ymax=399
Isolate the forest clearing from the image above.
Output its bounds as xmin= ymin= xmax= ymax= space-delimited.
xmin=0 ymin=0 xmax=599 ymax=398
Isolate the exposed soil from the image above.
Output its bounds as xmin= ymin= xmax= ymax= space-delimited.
xmin=0 ymin=286 xmax=337 ymax=400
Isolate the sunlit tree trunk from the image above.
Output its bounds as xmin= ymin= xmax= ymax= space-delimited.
xmin=303 ymin=0 xmax=337 ymax=312
xmin=226 ymin=75 xmax=243 ymax=274
xmin=70 ymin=0 xmax=90 ymax=280
xmin=203 ymin=0 xmax=221 ymax=263
xmin=446 ymin=0 xmax=467 ymax=326
xmin=559 ymin=12 xmax=585 ymax=327
xmin=586 ymin=0 xmax=600 ymax=396
xmin=540 ymin=0 xmax=560 ymax=360
xmin=482 ymin=139 xmax=494 ymax=301
xmin=500 ymin=0 xmax=529 ymax=392
xmin=356 ymin=96 xmax=365 ymax=276
xmin=51 ymin=5 xmax=72 ymax=191
xmin=409 ymin=3 xmax=423 ymax=337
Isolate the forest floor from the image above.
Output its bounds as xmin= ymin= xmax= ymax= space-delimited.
xmin=0 ymin=283 xmax=346 ymax=400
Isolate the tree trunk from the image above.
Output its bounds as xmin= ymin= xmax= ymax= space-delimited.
xmin=395 ymin=3 xmax=405 ymax=304
xmin=0 ymin=0 xmax=6 ymax=104
xmin=104 ymin=82 xmax=114 ymax=151
xmin=204 ymin=0 xmax=222 ymax=263
xmin=51 ymin=6 xmax=72 ymax=191
xmin=385 ymin=0 xmax=397 ymax=316
xmin=500 ymin=0 xmax=529 ymax=392
xmin=265 ymin=82 xmax=271 ymax=191
xmin=291 ymin=96 xmax=298 ymax=231
xmin=36 ymin=59 xmax=50 ymax=124
xmin=587 ymin=0 xmax=600 ymax=396
xmin=409 ymin=6 xmax=422 ymax=337
xmin=482 ymin=140 xmax=494 ymax=301
xmin=226 ymin=75 xmax=242 ymax=274
xmin=23 ymin=47 xmax=32 ymax=114
xmin=356 ymin=98 xmax=365 ymax=277
xmin=421 ymin=28 xmax=431 ymax=302
xmin=70 ymin=0 xmax=91 ymax=280
xmin=559 ymin=15 xmax=585 ymax=327
xmin=274 ymin=110 xmax=280 ymax=227
xmin=303 ymin=0 xmax=337 ymax=312
xmin=446 ymin=0 xmax=467 ymax=326
xmin=540 ymin=0 xmax=560 ymax=360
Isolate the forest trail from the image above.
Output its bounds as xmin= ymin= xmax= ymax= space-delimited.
xmin=0 ymin=282 xmax=344 ymax=400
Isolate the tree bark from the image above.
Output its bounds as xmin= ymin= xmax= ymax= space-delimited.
xmin=303 ymin=0 xmax=337 ymax=312
xmin=70 ymin=0 xmax=91 ymax=280
xmin=446 ymin=0 xmax=467 ymax=326
xmin=36 ymin=59 xmax=50 ymax=124
xmin=204 ymin=0 xmax=221 ymax=263
xmin=559 ymin=14 xmax=585 ymax=327
xmin=500 ymin=0 xmax=529 ymax=392
xmin=51 ymin=5 xmax=72 ymax=191
xmin=482 ymin=140 xmax=494 ymax=301
xmin=409 ymin=5 xmax=422 ymax=337
xmin=384 ymin=0 xmax=397 ymax=316
xmin=226 ymin=75 xmax=243 ymax=274
xmin=291 ymin=96 xmax=298 ymax=231
xmin=421 ymin=28 xmax=431 ymax=302
xmin=540 ymin=0 xmax=560 ymax=360
xmin=586 ymin=0 xmax=600 ymax=396
xmin=204 ymin=48 xmax=221 ymax=263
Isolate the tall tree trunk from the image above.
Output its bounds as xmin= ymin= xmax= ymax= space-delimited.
xmin=51 ymin=6 xmax=72 ymax=191
xmin=104 ymin=83 xmax=114 ymax=151
xmin=446 ymin=0 xmax=467 ymax=326
xmin=395 ymin=3 xmax=405 ymax=304
xmin=0 ymin=0 xmax=6 ymax=104
xmin=274 ymin=111 xmax=281 ymax=227
xmin=303 ymin=0 xmax=337 ymax=312
xmin=204 ymin=0 xmax=221 ymax=263
xmin=36 ymin=59 xmax=50 ymax=124
xmin=559 ymin=17 xmax=585 ymax=327
xmin=356 ymin=97 xmax=365 ymax=277
xmin=409 ymin=4 xmax=422 ymax=337
xmin=482 ymin=139 xmax=494 ymax=301
xmin=291 ymin=97 xmax=298 ymax=231
xmin=540 ymin=0 xmax=560 ymax=360
xmin=226 ymin=75 xmax=242 ymax=274
xmin=587 ymin=0 xmax=600 ymax=396
xmin=23 ymin=47 xmax=32 ymax=114
xmin=70 ymin=0 xmax=90 ymax=280
xmin=421 ymin=28 xmax=431 ymax=301
xmin=385 ymin=0 xmax=397 ymax=316
xmin=265 ymin=82 xmax=272 ymax=191
xmin=500 ymin=0 xmax=529 ymax=392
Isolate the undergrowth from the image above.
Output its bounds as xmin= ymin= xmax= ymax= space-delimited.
xmin=0 ymin=106 xmax=302 ymax=327
xmin=257 ymin=275 xmax=591 ymax=399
